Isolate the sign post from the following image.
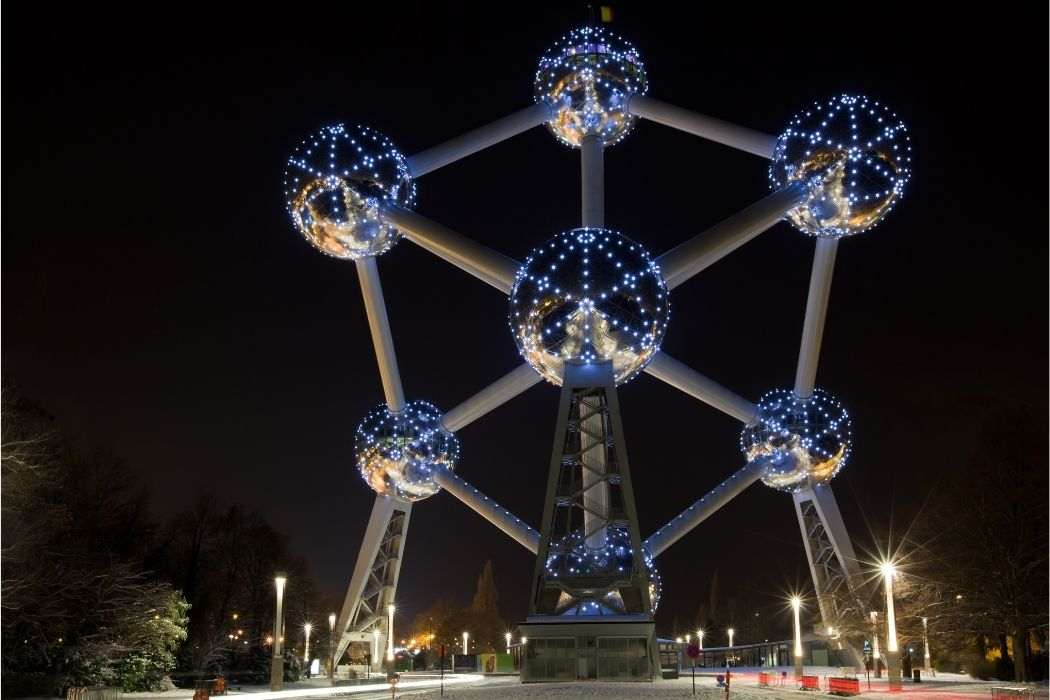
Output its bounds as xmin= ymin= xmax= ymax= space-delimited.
xmin=439 ymin=644 xmax=445 ymax=697
xmin=686 ymin=641 xmax=700 ymax=695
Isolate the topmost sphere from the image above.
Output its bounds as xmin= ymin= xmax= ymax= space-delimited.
xmin=769 ymin=94 xmax=912 ymax=238
xmin=534 ymin=26 xmax=648 ymax=148
xmin=284 ymin=124 xmax=415 ymax=260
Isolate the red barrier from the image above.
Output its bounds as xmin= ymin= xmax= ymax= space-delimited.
xmin=800 ymin=675 xmax=820 ymax=690
xmin=828 ymin=677 xmax=861 ymax=696
xmin=758 ymin=672 xmax=770 ymax=687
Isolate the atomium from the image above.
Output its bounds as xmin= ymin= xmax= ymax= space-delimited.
xmin=544 ymin=526 xmax=662 ymax=613
xmin=509 ymin=227 xmax=669 ymax=386
xmin=770 ymin=94 xmax=912 ymax=238
xmin=534 ymin=25 xmax=648 ymax=148
xmin=354 ymin=400 xmax=459 ymax=502
xmin=284 ymin=124 xmax=415 ymax=259
xmin=739 ymin=388 xmax=852 ymax=493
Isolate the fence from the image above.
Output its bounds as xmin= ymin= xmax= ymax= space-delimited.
xmin=66 ymin=687 xmax=122 ymax=700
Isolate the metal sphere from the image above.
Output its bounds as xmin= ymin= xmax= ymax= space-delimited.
xmin=509 ymin=228 xmax=669 ymax=386
xmin=740 ymin=388 xmax=852 ymax=493
xmin=534 ymin=25 xmax=648 ymax=148
xmin=544 ymin=526 xmax=662 ymax=614
xmin=769 ymin=94 xmax=912 ymax=238
xmin=354 ymin=400 xmax=459 ymax=502
xmin=284 ymin=124 xmax=415 ymax=259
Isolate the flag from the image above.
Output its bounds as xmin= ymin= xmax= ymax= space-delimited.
xmin=600 ymin=6 xmax=614 ymax=23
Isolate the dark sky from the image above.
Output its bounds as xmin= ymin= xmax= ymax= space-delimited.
xmin=5 ymin=3 xmax=1046 ymax=640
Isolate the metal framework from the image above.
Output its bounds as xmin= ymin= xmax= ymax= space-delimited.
xmin=322 ymin=38 xmax=881 ymax=673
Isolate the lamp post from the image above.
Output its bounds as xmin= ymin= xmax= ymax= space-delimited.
xmin=697 ymin=629 xmax=704 ymax=650
xmin=728 ymin=627 xmax=735 ymax=648
xmin=270 ymin=572 xmax=287 ymax=690
xmin=870 ymin=611 xmax=882 ymax=678
xmin=791 ymin=596 xmax=804 ymax=678
xmin=881 ymin=562 xmax=902 ymax=690
xmin=372 ymin=628 xmax=380 ymax=674
xmin=328 ymin=613 xmax=337 ymax=682
xmin=462 ymin=631 xmax=469 ymax=656
xmin=304 ymin=622 xmax=313 ymax=669
xmin=386 ymin=605 xmax=396 ymax=665
xmin=505 ymin=632 xmax=512 ymax=654
xmin=922 ymin=617 xmax=931 ymax=673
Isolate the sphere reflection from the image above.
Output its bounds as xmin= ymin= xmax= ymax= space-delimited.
xmin=769 ymin=94 xmax=912 ymax=238
xmin=509 ymin=228 xmax=669 ymax=386
xmin=354 ymin=400 xmax=459 ymax=502
xmin=284 ymin=124 xmax=415 ymax=259
xmin=740 ymin=388 xmax=852 ymax=493
xmin=534 ymin=25 xmax=647 ymax=148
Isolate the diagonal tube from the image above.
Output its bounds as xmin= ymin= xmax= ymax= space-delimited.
xmin=434 ymin=465 xmax=539 ymax=553
xmin=384 ymin=207 xmax=520 ymax=293
xmin=657 ymin=183 xmax=807 ymax=290
xmin=644 ymin=460 xmax=765 ymax=557
xmin=644 ymin=351 xmax=759 ymax=424
xmin=627 ymin=94 xmax=779 ymax=158
xmin=794 ymin=237 xmax=839 ymax=398
xmin=406 ymin=103 xmax=553 ymax=178
xmin=355 ymin=257 xmax=405 ymax=412
xmin=441 ymin=363 xmax=543 ymax=433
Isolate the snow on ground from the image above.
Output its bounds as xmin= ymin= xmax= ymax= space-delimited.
xmin=408 ymin=672 xmax=1049 ymax=700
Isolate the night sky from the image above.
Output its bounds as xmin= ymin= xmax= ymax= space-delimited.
xmin=5 ymin=4 xmax=1045 ymax=639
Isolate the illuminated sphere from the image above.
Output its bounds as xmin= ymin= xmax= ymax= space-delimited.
xmin=769 ymin=94 xmax=912 ymax=238
xmin=354 ymin=400 xmax=459 ymax=502
xmin=509 ymin=228 xmax=669 ymax=386
xmin=534 ymin=25 xmax=648 ymax=148
xmin=544 ymin=526 xmax=662 ymax=614
xmin=284 ymin=124 xmax=415 ymax=259
xmin=740 ymin=388 xmax=852 ymax=493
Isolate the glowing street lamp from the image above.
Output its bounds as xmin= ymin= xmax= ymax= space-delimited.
xmin=270 ymin=572 xmax=287 ymax=691
xmin=386 ymin=605 xmax=396 ymax=663
xmin=685 ymin=634 xmax=691 ymax=644
xmin=727 ymin=627 xmax=735 ymax=648
xmin=328 ymin=613 xmax=337 ymax=681
xmin=922 ymin=617 xmax=931 ymax=672
xmin=505 ymin=632 xmax=512 ymax=653
xmin=462 ymin=631 xmax=470 ymax=655
xmin=880 ymin=561 xmax=902 ymax=689
xmin=697 ymin=629 xmax=704 ymax=650
xmin=304 ymin=623 xmax=313 ymax=664
xmin=676 ymin=637 xmax=683 ymax=644
xmin=791 ymin=596 xmax=804 ymax=677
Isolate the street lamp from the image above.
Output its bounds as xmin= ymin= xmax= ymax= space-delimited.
xmin=462 ymin=631 xmax=469 ymax=655
xmin=386 ymin=605 xmax=396 ymax=663
xmin=685 ymin=634 xmax=691 ymax=644
xmin=304 ymin=623 xmax=313 ymax=665
xmin=870 ymin=611 xmax=882 ymax=678
xmin=922 ymin=617 xmax=931 ymax=672
xmin=505 ymin=632 xmax=512 ymax=654
xmin=791 ymin=596 xmax=804 ymax=678
xmin=728 ymin=627 xmax=735 ymax=648
xmin=327 ymin=613 xmax=337 ymax=681
xmin=880 ymin=561 xmax=902 ymax=689
xmin=372 ymin=628 xmax=380 ymax=671
xmin=697 ymin=629 xmax=704 ymax=650
xmin=270 ymin=573 xmax=288 ymax=690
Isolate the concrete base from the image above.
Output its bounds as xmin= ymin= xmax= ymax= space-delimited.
xmin=269 ymin=656 xmax=284 ymax=690
xmin=885 ymin=651 xmax=902 ymax=691
xmin=518 ymin=617 xmax=658 ymax=683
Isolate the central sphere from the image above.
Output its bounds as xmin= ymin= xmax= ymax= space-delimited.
xmin=740 ymin=388 xmax=852 ymax=493
xmin=354 ymin=400 xmax=459 ymax=502
xmin=284 ymin=124 xmax=415 ymax=259
xmin=534 ymin=25 xmax=648 ymax=148
xmin=509 ymin=228 xmax=669 ymax=386
xmin=769 ymin=94 xmax=912 ymax=238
